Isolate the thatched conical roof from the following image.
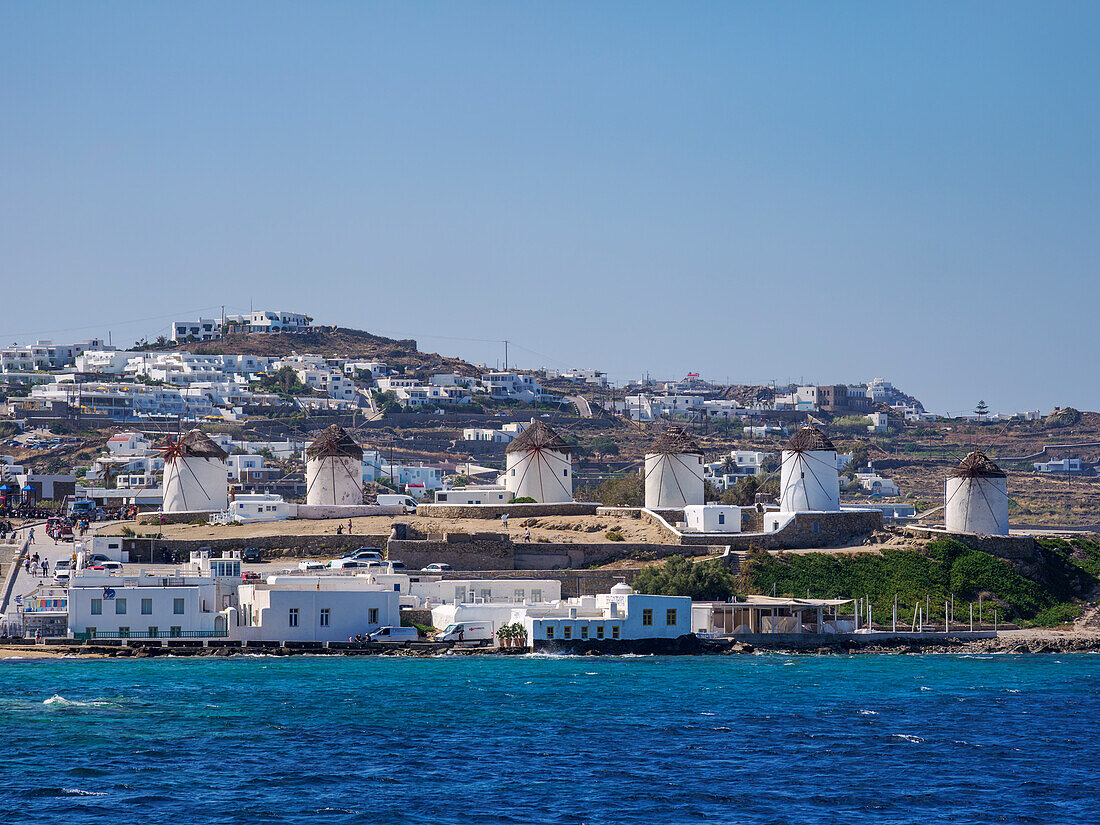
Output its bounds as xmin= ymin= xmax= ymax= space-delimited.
xmin=649 ymin=423 xmax=702 ymax=456
xmin=305 ymin=424 xmax=363 ymax=460
xmin=785 ymin=425 xmax=835 ymax=452
xmin=505 ymin=419 xmax=571 ymax=455
xmin=949 ymin=451 xmax=1006 ymax=479
xmin=161 ymin=429 xmax=228 ymax=460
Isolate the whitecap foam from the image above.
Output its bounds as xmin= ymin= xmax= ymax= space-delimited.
xmin=858 ymin=709 xmax=878 ymax=716
xmin=62 ymin=788 xmax=108 ymax=797
xmin=888 ymin=733 xmax=926 ymax=744
xmin=43 ymin=695 xmax=118 ymax=708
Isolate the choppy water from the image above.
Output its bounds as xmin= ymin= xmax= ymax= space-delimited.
xmin=2 ymin=654 xmax=1098 ymax=824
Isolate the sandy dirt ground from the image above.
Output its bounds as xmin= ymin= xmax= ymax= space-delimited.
xmin=106 ymin=513 xmax=672 ymax=545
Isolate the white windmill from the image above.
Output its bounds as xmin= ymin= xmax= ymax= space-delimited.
xmin=778 ymin=425 xmax=840 ymax=513
xmin=503 ymin=420 xmax=573 ymax=503
xmin=305 ymin=424 xmax=364 ymax=507
xmin=945 ymin=451 xmax=1009 ymax=535
xmin=644 ymin=423 xmax=705 ymax=509
xmin=160 ymin=429 xmax=229 ymax=513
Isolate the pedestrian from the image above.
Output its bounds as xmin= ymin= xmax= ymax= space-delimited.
xmin=41 ymin=559 xmax=49 ymax=577
xmin=348 ymin=518 xmax=353 ymax=535
xmin=28 ymin=528 xmax=34 ymax=542
xmin=524 ymin=527 xmax=531 ymax=542
xmin=501 ymin=513 xmax=509 ymax=531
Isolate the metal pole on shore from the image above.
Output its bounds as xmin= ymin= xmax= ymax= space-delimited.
xmin=970 ymin=603 xmax=974 ymax=632
xmin=893 ymin=596 xmax=897 ymax=633
xmin=979 ymin=594 xmax=983 ymax=624
xmin=994 ymin=609 xmax=998 ymax=633
xmin=945 ymin=600 xmax=949 ymax=633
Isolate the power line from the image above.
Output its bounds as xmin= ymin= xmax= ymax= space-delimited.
xmin=0 ymin=305 xmax=224 ymax=341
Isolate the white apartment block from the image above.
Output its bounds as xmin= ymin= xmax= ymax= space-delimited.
xmin=171 ymin=311 xmax=312 ymax=342
xmin=1 ymin=338 xmax=106 ymax=373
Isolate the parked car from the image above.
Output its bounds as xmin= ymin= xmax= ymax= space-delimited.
xmin=297 ymin=560 xmax=326 ymax=572
xmin=340 ymin=547 xmax=383 ymax=562
xmin=376 ymin=494 xmax=418 ymax=513
xmin=242 ymin=547 xmax=262 ymax=563
xmin=421 ymin=563 xmax=454 ymax=573
xmin=388 ymin=560 xmax=406 ymax=573
xmin=241 ymin=571 xmax=262 ymax=581
xmin=368 ymin=626 xmax=419 ymax=642
xmin=52 ymin=572 xmax=70 ymax=586
xmin=54 ymin=559 xmax=71 ymax=572
xmin=329 ymin=559 xmax=372 ymax=570
xmin=89 ymin=561 xmax=123 ymax=572
xmin=87 ymin=553 xmax=112 ymax=565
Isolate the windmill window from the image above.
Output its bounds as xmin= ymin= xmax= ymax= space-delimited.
xmin=563 ymin=469 xmax=568 ymax=476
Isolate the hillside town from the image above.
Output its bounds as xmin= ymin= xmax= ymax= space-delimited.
xmin=1 ymin=313 xmax=1098 ymax=654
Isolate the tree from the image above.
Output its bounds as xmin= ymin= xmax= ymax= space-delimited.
xmin=847 ymin=445 xmax=870 ymax=472
xmin=721 ymin=475 xmax=759 ymax=506
xmin=975 ymin=400 xmax=989 ymax=421
xmin=576 ymin=473 xmax=643 ymax=507
xmin=632 ymin=555 xmax=739 ymax=601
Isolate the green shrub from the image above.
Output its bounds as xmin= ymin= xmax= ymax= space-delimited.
xmin=741 ymin=538 xmax=1094 ymax=625
xmin=605 ymin=529 xmax=625 ymax=542
xmin=509 ymin=496 xmax=536 ymax=504
xmin=633 ymin=555 xmax=739 ymax=601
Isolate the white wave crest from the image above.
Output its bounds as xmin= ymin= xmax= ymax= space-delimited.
xmin=43 ymin=695 xmax=118 ymax=708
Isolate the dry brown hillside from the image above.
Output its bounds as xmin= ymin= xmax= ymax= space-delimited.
xmin=153 ymin=327 xmax=481 ymax=375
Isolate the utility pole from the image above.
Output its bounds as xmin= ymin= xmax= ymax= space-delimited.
xmin=503 ymin=340 xmax=509 ymax=372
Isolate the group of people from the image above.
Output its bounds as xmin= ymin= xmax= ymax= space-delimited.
xmin=500 ymin=513 xmax=533 ymax=542
xmin=23 ymin=552 xmax=50 ymax=578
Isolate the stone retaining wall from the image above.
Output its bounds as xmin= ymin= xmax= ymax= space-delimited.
xmin=904 ymin=527 xmax=1039 ymax=560
xmin=139 ymin=511 xmax=216 ymax=526
xmin=116 ymin=533 xmax=392 ymax=563
xmin=635 ymin=508 xmax=882 ymax=550
xmin=416 ymin=502 xmax=600 ymax=520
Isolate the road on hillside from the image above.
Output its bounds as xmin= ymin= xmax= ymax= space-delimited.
xmin=567 ymin=395 xmax=593 ymax=418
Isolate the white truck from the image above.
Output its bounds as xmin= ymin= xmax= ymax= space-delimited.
xmin=439 ymin=621 xmax=496 ymax=646
xmin=376 ymin=494 xmax=418 ymax=513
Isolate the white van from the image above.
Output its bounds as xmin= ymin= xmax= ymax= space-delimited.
xmin=439 ymin=621 xmax=495 ymax=645
xmin=368 ymin=626 xmax=419 ymax=643
xmin=377 ymin=494 xmax=418 ymax=513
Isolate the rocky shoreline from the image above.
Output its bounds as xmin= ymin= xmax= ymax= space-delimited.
xmin=4 ymin=630 xmax=1099 ymax=659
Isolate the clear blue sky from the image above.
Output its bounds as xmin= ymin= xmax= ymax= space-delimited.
xmin=2 ymin=2 xmax=1097 ymax=415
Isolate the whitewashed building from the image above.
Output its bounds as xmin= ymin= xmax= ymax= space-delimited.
xmin=683 ymin=504 xmax=742 ymax=533
xmin=233 ymin=575 xmax=400 ymax=642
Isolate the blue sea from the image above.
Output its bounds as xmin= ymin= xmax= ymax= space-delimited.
xmin=2 ymin=654 xmax=1098 ymax=824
